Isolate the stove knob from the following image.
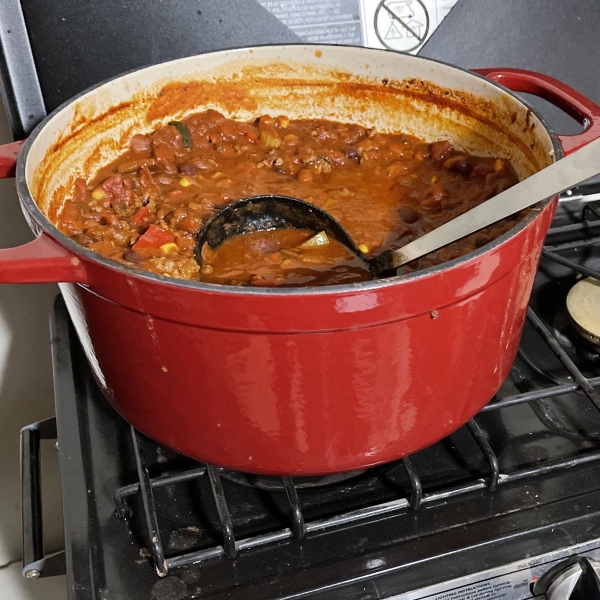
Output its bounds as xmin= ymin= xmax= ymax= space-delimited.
xmin=533 ymin=556 xmax=600 ymax=599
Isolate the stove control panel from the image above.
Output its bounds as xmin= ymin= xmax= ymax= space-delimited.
xmin=393 ymin=540 xmax=600 ymax=600
xmin=533 ymin=557 xmax=600 ymax=599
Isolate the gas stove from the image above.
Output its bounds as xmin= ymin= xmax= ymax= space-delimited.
xmin=20 ymin=189 xmax=600 ymax=599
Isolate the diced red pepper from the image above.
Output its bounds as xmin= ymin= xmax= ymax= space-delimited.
xmin=132 ymin=224 xmax=174 ymax=250
xmin=130 ymin=206 xmax=151 ymax=226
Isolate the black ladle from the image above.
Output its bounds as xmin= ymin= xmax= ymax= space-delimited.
xmin=195 ymin=138 xmax=600 ymax=277
xmin=195 ymin=194 xmax=372 ymax=269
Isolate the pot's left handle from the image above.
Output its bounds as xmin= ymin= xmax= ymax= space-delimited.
xmin=0 ymin=140 xmax=88 ymax=284
xmin=0 ymin=140 xmax=24 ymax=177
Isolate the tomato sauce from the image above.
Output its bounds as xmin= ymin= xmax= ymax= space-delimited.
xmin=57 ymin=110 xmax=520 ymax=286
xmin=199 ymin=229 xmax=371 ymax=287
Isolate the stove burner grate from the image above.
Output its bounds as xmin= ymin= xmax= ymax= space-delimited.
xmin=542 ymin=198 xmax=600 ymax=280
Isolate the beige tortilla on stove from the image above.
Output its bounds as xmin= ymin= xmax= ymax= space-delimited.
xmin=566 ymin=277 xmax=600 ymax=338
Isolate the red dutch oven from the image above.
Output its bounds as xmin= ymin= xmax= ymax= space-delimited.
xmin=0 ymin=46 xmax=599 ymax=475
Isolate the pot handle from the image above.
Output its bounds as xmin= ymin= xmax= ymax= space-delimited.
xmin=0 ymin=234 xmax=88 ymax=283
xmin=472 ymin=68 xmax=600 ymax=155
xmin=0 ymin=139 xmax=24 ymax=177
xmin=0 ymin=140 xmax=88 ymax=284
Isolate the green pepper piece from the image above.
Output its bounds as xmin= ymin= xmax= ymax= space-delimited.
xmin=168 ymin=120 xmax=193 ymax=148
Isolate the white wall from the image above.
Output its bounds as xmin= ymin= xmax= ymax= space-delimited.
xmin=0 ymin=101 xmax=64 ymax=566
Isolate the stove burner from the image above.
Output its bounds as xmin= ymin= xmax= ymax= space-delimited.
xmin=217 ymin=464 xmax=396 ymax=491
xmin=567 ymin=277 xmax=600 ymax=351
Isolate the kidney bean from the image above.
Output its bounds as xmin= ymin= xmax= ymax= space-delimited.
xmin=123 ymin=249 xmax=143 ymax=264
xmin=472 ymin=161 xmax=496 ymax=179
xmin=443 ymin=155 xmax=471 ymax=175
xmin=422 ymin=186 xmax=446 ymax=213
xmin=178 ymin=162 xmax=199 ymax=176
xmin=156 ymin=174 xmax=174 ymax=186
xmin=73 ymin=233 xmax=98 ymax=246
xmin=338 ymin=125 xmax=367 ymax=145
xmin=399 ymin=206 xmax=420 ymax=224
xmin=430 ymin=140 xmax=453 ymax=162
xmin=191 ymin=157 xmax=218 ymax=170
xmin=129 ymin=134 xmax=152 ymax=153
xmin=324 ymin=149 xmax=352 ymax=167
xmin=341 ymin=147 xmax=359 ymax=161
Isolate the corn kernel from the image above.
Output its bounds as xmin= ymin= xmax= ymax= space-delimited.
xmin=357 ymin=243 xmax=370 ymax=254
xmin=91 ymin=187 xmax=106 ymax=200
xmin=494 ymin=158 xmax=505 ymax=172
xmin=275 ymin=115 xmax=290 ymax=128
xmin=179 ymin=176 xmax=193 ymax=187
xmin=159 ymin=242 xmax=179 ymax=254
xmin=430 ymin=176 xmax=438 ymax=184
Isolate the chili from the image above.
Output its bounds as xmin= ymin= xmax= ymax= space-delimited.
xmin=57 ymin=109 xmax=521 ymax=286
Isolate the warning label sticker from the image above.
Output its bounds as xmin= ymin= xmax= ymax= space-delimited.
xmin=257 ymin=0 xmax=458 ymax=54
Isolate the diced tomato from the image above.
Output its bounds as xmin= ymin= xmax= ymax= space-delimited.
xmin=61 ymin=200 xmax=82 ymax=222
xmin=132 ymin=224 xmax=174 ymax=250
xmin=238 ymin=123 xmax=259 ymax=143
xmin=153 ymin=144 xmax=176 ymax=163
xmin=73 ymin=178 xmax=88 ymax=202
xmin=130 ymin=206 xmax=150 ymax=226
xmin=102 ymin=175 xmax=127 ymax=199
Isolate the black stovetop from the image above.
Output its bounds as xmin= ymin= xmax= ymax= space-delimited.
xmin=46 ymin=195 xmax=600 ymax=600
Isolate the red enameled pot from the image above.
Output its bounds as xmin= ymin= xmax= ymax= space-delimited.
xmin=1 ymin=46 xmax=599 ymax=475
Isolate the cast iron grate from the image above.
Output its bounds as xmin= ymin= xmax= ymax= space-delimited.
xmin=114 ymin=199 xmax=600 ymax=578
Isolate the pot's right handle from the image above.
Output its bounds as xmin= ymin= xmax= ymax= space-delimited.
xmin=472 ymin=68 xmax=600 ymax=155
xmin=0 ymin=141 xmax=88 ymax=284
